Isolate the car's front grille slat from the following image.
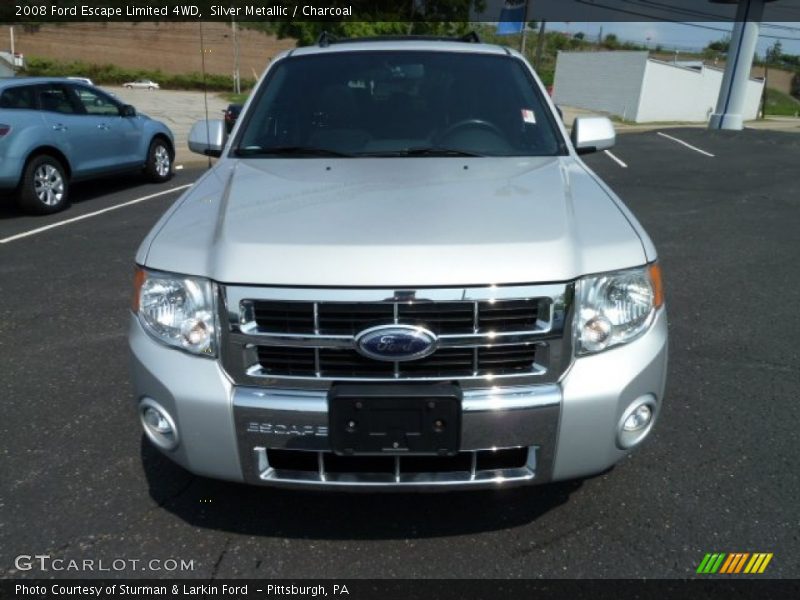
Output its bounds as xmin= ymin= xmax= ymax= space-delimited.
xmin=250 ymin=299 xmax=544 ymax=337
xmin=254 ymin=344 xmax=540 ymax=378
xmin=266 ymin=448 xmax=530 ymax=475
xmin=253 ymin=301 xmax=315 ymax=334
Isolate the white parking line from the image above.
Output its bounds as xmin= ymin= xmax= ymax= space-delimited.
xmin=656 ymin=132 xmax=716 ymax=157
xmin=0 ymin=184 xmax=192 ymax=245
xmin=604 ymin=150 xmax=628 ymax=168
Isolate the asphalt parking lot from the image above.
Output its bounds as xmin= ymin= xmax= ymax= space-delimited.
xmin=1 ymin=128 xmax=798 ymax=580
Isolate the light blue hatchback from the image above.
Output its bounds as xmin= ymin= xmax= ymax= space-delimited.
xmin=0 ymin=77 xmax=175 ymax=214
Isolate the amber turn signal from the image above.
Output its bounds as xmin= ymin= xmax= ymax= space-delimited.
xmin=648 ymin=262 xmax=664 ymax=308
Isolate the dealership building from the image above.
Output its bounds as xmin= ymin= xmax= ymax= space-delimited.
xmin=552 ymin=51 xmax=765 ymax=123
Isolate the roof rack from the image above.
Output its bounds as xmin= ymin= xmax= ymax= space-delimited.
xmin=316 ymin=31 xmax=482 ymax=47
xmin=317 ymin=31 xmax=337 ymax=47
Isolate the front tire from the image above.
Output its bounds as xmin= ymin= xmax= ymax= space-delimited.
xmin=16 ymin=155 xmax=70 ymax=215
xmin=144 ymin=138 xmax=173 ymax=183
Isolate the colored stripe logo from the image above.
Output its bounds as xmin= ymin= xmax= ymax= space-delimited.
xmin=696 ymin=553 xmax=773 ymax=574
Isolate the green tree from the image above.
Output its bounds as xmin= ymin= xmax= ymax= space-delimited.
xmin=266 ymin=0 xmax=484 ymax=46
xmin=603 ymin=33 xmax=619 ymax=49
xmin=706 ymin=36 xmax=730 ymax=53
xmin=272 ymin=21 xmax=477 ymax=47
xmin=766 ymin=40 xmax=783 ymax=65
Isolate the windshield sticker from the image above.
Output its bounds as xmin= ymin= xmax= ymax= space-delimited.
xmin=521 ymin=109 xmax=537 ymax=124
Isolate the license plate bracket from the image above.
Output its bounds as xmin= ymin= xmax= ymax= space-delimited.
xmin=329 ymin=383 xmax=461 ymax=456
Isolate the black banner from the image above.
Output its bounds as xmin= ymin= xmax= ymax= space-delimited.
xmin=3 ymin=0 xmax=800 ymax=23
xmin=3 ymin=579 xmax=800 ymax=600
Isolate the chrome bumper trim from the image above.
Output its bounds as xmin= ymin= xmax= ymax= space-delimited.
xmin=233 ymin=384 xmax=561 ymax=487
xmin=232 ymin=384 xmax=561 ymax=412
xmin=252 ymin=447 xmax=537 ymax=490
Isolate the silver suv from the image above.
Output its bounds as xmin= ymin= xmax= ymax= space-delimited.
xmin=130 ymin=36 xmax=667 ymax=490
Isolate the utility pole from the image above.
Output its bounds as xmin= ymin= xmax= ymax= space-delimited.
xmin=10 ymin=26 xmax=14 ymax=55
xmin=232 ymin=15 xmax=241 ymax=95
xmin=761 ymin=57 xmax=769 ymax=119
xmin=519 ymin=0 xmax=529 ymax=54
xmin=534 ymin=20 xmax=547 ymax=69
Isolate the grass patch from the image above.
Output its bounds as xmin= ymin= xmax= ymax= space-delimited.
xmin=21 ymin=56 xmax=256 ymax=92
xmin=219 ymin=92 xmax=251 ymax=104
xmin=764 ymin=88 xmax=800 ymax=117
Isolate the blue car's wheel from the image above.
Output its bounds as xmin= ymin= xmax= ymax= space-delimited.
xmin=144 ymin=139 xmax=173 ymax=183
xmin=17 ymin=154 xmax=70 ymax=215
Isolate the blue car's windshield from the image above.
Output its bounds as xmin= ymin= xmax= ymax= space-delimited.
xmin=235 ymin=50 xmax=566 ymax=158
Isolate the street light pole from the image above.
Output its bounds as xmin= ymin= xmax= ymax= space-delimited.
xmin=232 ymin=15 xmax=241 ymax=95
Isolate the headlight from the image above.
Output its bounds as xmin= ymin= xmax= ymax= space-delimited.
xmin=132 ymin=268 xmax=217 ymax=357
xmin=575 ymin=263 xmax=664 ymax=355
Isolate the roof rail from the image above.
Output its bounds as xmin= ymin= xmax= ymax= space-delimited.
xmin=459 ymin=31 xmax=481 ymax=43
xmin=317 ymin=31 xmax=337 ymax=47
xmin=315 ymin=31 xmax=482 ymax=47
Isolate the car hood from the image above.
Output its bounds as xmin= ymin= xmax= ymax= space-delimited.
xmin=140 ymin=157 xmax=649 ymax=287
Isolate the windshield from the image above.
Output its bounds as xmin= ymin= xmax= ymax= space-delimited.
xmin=235 ymin=50 xmax=566 ymax=158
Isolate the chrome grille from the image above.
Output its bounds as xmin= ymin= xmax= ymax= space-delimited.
xmin=249 ymin=299 xmax=539 ymax=336
xmin=254 ymin=344 xmax=541 ymax=378
xmin=222 ymin=284 xmax=573 ymax=389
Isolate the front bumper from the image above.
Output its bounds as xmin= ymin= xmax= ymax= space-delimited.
xmin=129 ymin=308 xmax=668 ymax=490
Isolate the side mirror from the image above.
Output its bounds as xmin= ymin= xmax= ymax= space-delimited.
xmin=120 ymin=104 xmax=136 ymax=117
xmin=570 ymin=116 xmax=615 ymax=154
xmin=188 ymin=119 xmax=225 ymax=158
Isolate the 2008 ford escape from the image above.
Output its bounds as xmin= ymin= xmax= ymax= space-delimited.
xmin=129 ymin=35 xmax=668 ymax=490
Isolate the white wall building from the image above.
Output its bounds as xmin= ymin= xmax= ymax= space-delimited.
xmin=0 ymin=51 xmax=23 ymax=77
xmin=553 ymin=51 xmax=765 ymax=123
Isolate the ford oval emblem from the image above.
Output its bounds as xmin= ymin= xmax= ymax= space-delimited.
xmin=355 ymin=325 xmax=438 ymax=362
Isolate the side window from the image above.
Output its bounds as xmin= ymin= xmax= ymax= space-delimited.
xmin=71 ymin=85 xmax=121 ymax=116
xmin=0 ymin=86 xmax=36 ymax=110
xmin=38 ymin=85 xmax=79 ymax=115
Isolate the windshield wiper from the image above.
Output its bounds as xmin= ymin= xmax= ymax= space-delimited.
xmin=234 ymin=146 xmax=353 ymax=157
xmin=357 ymin=147 xmax=484 ymax=157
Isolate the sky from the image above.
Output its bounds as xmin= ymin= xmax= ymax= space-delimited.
xmin=550 ymin=21 xmax=800 ymax=55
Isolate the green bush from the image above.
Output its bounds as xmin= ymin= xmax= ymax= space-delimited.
xmin=764 ymin=88 xmax=800 ymax=117
xmin=21 ymin=56 xmax=255 ymax=92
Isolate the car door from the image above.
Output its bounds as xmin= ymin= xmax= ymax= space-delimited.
xmin=0 ymin=84 xmax=47 ymax=187
xmin=36 ymin=82 xmax=111 ymax=178
xmin=69 ymin=84 xmax=141 ymax=169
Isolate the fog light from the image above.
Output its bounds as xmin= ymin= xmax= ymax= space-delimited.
xmin=139 ymin=398 xmax=179 ymax=451
xmin=616 ymin=395 xmax=657 ymax=449
xmin=623 ymin=404 xmax=652 ymax=432
xmin=143 ymin=407 xmax=172 ymax=433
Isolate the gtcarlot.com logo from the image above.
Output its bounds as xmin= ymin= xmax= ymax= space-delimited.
xmin=696 ymin=552 xmax=773 ymax=574
xmin=14 ymin=555 xmax=195 ymax=572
